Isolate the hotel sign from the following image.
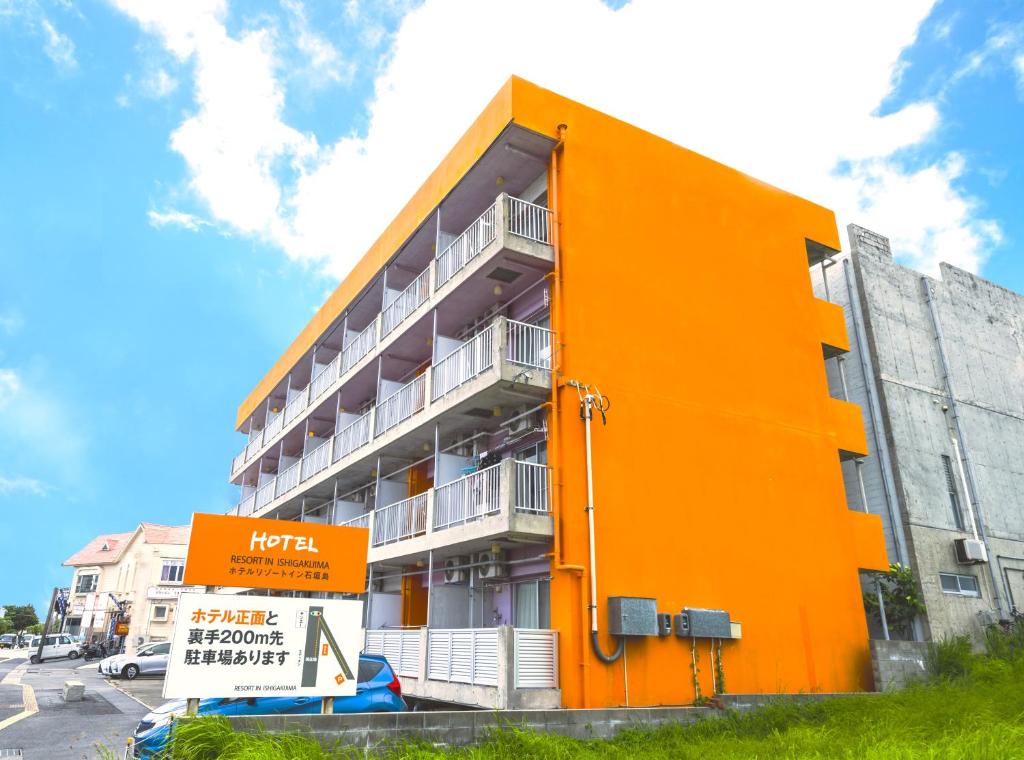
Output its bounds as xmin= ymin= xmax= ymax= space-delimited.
xmin=148 ymin=585 xmax=205 ymax=600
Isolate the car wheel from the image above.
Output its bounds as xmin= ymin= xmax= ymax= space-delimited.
xmin=68 ymin=650 xmax=79 ymax=659
xmin=122 ymin=664 xmax=140 ymax=680
xmin=29 ymin=655 xmax=39 ymax=664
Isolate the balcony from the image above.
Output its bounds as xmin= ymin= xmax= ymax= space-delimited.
xmin=367 ymin=459 xmax=552 ymax=564
xmin=363 ymin=626 xmax=559 ymax=710
xmin=230 ymin=317 xmax=553 ymax=520
xmin=229 ymin=193 xmax=554 ymax=483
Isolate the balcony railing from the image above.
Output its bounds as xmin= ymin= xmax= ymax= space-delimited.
xmin=372 ymin=493 xmax=428 ymax=547
xmin=433 ymin=462 xmax=502 ymax=531
xmin=513 ymin=461 xmax=549 ymax=514
xmin=231 ymin=451 xmax=246 ymax=475
xmin=507 ymin=197 xmax=552 ymax=244
xmin=431 ymin=325 xmax=495 ymax=401
xmin=382 ymin=267 xmax=430 ymax=337
xmin=275 ymin=461 xmax=301 ymax=498
xmin=364 ymin=629 xmax=420 ymax=678
xmin=236 ymin=493 xmax=256 ymax=517
xmin=375 ymin=374 xmax=426 ymax=437
xmin=343 ymin=320 xmax=378 ymax=373
xmin=333 ymin=411 xmax=372 ymax=463
xmin=427 ymin=628 xmax=499 ymax=686
xmin=255 ymin=480 xmax=276 ymax=511
xmin=435 ymin=203 xmax=497 ymax=289
xmin=337 ymin=512 xmax=370 ymax=529
xmin=265 ymin=412 xmax=284 ymax=440
xmin=284 ymin=388 xmax=309 ymax=426
xmin=310 ymin=354 xmax=341 ymax=402
xmin=300 ymin=439 xmax=332 ymax=482
xmin=506 ymin=320 xmax=552 ymax=370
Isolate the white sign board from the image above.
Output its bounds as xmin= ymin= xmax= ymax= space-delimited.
xmin=163 ymin=593 xmax=363 ymax=699
xmin=148 ymin=585 xmax=205 ymax=600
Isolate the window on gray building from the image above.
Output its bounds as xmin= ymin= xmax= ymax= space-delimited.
xmin=939 ymin=572 xmax=980 ymax=597
xmin=941 ymin=455 xmax=965 ymax=531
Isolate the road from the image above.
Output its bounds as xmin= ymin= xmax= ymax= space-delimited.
xmin=0 ymin=650 xmax=150 ymax=759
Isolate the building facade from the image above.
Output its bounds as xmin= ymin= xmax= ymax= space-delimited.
xmin=63 ymin=523 xmax=195 ymax=650
xmin=813 ymin=225 xmax=1024 ymax=643
xmin=226 ymin=77 xmax=887 ymax=709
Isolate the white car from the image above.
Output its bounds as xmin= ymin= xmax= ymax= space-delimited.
xmin=28 ymin=634 xmax=80 ymax=663
xmin=99 ymin=641 xmax=171 ymax=680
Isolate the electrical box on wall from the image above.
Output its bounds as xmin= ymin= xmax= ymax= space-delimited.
xmin=607 ymin=596 xmax=658 ymax=636
xmin=657 ymin=612 xmax=672 ymax=637
xmin=674 ymin=607 xmax=733 ymax=639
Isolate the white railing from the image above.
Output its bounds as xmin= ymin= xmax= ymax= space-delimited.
xmin=236 ymin=493 xmax=256 ymax=517
xmin=431 ymin=325 xmax=495 ymax=401
xmin=231 ymin=451 xmax=246 ymax=475
xmin=427 ymin=628 xmax=498 ymax=686
xmin=506 ymin=320 xmax=552 ymax=370
xmin=265 ymin=412 xmax=284 ymax=440
xmin=514 ymin=629 xmax=558 ymax=688
xmin=310 ymin=354 xmax=341 ymax=401
xmin=275 ymin=461 xmax=301 ymax=498
xmin=300 ymin=439 xmax=332 ymax=482
xmin=372 ymin=493 xmax=428 ymax=546
xmin=433 ymin=463 xmax=501 ymax=531
xmin=514 ymin=461 xmax=549 ymax=514
xmin=342 ymin=320 xmax=378 ymax=373
xmin=364 ymin=629 xmax=421 ymax=678
xmin=337 ymin=512 xmax=370 ymax=529
xmin=381 ymin=268 xmax=430 ymax=337
xmin=245 ymin=432 xmax=264 ymax=461
xmin=435 ymin=202 xmax=497 ymax=288
xmin=507 ymin=197 xmax=552 ymax=244
xmin=255 ymin=480 xmax=276 ymax=511
xmin=284 ymin=388 xmax=309 ymax=425
xmin=375 ymin=375 xmax=426 ymax=437
xmin=333 ymin=411 xmax=372 ymax=462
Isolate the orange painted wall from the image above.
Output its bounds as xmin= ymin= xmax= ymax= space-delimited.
xmin=507 ymin=79 xmax=887 ymax=707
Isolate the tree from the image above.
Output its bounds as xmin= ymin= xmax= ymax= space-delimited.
xmin=0 ymin=618 xmax=10 ymax=635
xmin=3 ymin=605 xmax=39 ymax=634
xmin=864 ymin=563 xmax=926 ymax=639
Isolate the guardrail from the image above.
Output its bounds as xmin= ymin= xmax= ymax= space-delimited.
xmin=275 ymin=461 xmax=301 ymax=498
xmin=300 ymin=439 xmax=332 ymax=482
xmin=431 ymin=325 xmax=495 ymax=401
xmin=433 ymin=462 xmax=501 ymax=531
xmin=513 ymin=461 xmax=549 ymax=514
xmin=333 ymin=411 xmax=372 ymax=462
xmin=435 ymin=202 xmax=497 ymax=288
xmin=310 ymin=354 xmax=341 ymax=402
xmin=284 ymin=388 xmax=309 ymax=426
xmin=507 ymin=196 xmax=552 ymax=244
xmin=375 ymin=375 xmax=426 ymax=437
xmin=342 ymin=320 xmax=378 ymax=373
xmin=255 ymin=480 xmax=276 ymax=511
xmin=364 ymin=629 xmax=421 ymax=678
xmin=506 ymin=320 xmax=552 ymax=370
xmin=336 ymin=512 xmax=370 ymax=529
xmin=372 ymin=493 xmax=428 ymax=546
xmin=382 ymin=267 xmax=430 ymax=337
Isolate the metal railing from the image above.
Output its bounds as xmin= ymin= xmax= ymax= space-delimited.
xmin=381 ymin=267 xmax=430 ymax=337
xmin=431 ymin=325 xmax=495 ymax=401
xmin=513 ymin=629 xmax=558 ymax=688
xmin=244 ymin=432 xmax=263 ymax=461
xmin=427 ymin=628 xmax=499 ymax=686
xmin=333 ymin=411 xmax=372 ymax=462
xmin=231 ymin=451 xmax=246 ymax=475
xmin=435 ymin=202 xmax=497 ymax=288
xmin=310 ymin=354 xmax=341 ymax=401
xmin=506 ymin=320 xmax=552 ymax=370
xmin=300 ymin=439 xmax=332 ymax=482
xmin=365 ymin=629 xmax=421 ymax=678
xmin=372 ymin=493 xmax=428 ymax=546
xmin=342 ymin=319 xmax=378 ymax=373
xmin=275 ymin=461 xmax=301 ymax=498
xmin=507 ymin=196 xmax=552 ymax=244
xmin=255 ymin=480 xmax=276 ymax=511
xmin=284 ymin=388 xmax=309 ymax=425
xmin=264 ymin=412 xmax=284 ymax=440
xmin=433 ymin=462 xmax=501 ymax=531
xmin=236 ymin=493 xmax=256 ymax=517
xmin=514 ymin=461 xmax=550 ymax=514
xmin=336 ymin=512 xmax=370 ymax=529
xmin=374 ymin=374 xmax=426 ymax=437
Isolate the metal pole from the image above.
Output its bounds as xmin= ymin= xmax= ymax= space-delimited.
xmin=584 ymin=395 xmax=598 ymax=633
xmin=34 ymin=587 xmax=58 ymax=663
xmin=426 ymin=550 xmax=434 ymax=628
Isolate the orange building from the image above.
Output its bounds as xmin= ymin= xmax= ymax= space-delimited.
xmin=226 ymin=77 xmax=888 ymax=709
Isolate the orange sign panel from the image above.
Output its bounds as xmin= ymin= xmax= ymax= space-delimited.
xmin=184 ymin=513 xmax=369 ymax=593
xmin=115 ymin=623 xmax=129 ymax=636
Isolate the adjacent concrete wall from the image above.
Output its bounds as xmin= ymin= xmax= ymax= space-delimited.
xmin=870 ymin=640 xmax=929 ymax=691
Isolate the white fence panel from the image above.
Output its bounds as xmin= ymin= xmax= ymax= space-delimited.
xmin=514 ymin=461 xmax=550 ymax=514
xmin=381 ymin=268 xmax=430 ymax=337
xmin=433 ymin=463 xmax=501 ymax=531
xmin=374 ymin=375 xmax=426 ymax=436
xmin=310 ymin=354 xmax=341 ymax=401
xmin=333 ymin=411 xmax=372 ymax=462
xmin=365 ymin=629 xmax=421 ymax=679
xmin=507 ymin=197 xmax=552 ymax=244
xmin=506 ymin=320 xmax=552 ymax=370
xmin=300 ymin=439 xmax=332 ymax=482
xmin=514 ymin=629 xmax=558 ymax=688
xmin=435 ymin=203 xmax=497 ymax=288
xmin=342 ymin=320 xmax=378 ymax=373
xmin=255 ymin=480 xmax=276 ymax=511
xmin=284 ymin=388 xmax=309 ymax=425
xmin=431 ymin=326 xmax=495 ymax=401
xmin=427 ymin=629 xmax=498 ymax=686
xmin=275 ymin=462 xmax=300 ymax=498
xmin=371 ymin=493 xmax=428 ymax=546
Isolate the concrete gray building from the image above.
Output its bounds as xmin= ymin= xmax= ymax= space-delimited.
xmin=811 ymin=224 xmax=1024 ymax=643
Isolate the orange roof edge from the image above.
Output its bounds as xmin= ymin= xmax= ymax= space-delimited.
xmin=234 ymin=77 xmax=522 ymax=430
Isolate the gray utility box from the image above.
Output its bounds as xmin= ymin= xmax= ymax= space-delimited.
xmin=607 ymin=596 xmax=658 ymax=636
xmin=674 ymin=607 xmax=732 ymax=639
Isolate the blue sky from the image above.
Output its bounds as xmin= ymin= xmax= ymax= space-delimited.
xmin=1 ymin=0 xmax=1022 ymax=617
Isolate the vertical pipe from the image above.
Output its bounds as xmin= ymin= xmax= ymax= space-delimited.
xmin=426 ymin=550 xmax=434 ymax=628
xmin=366 ymin=564 xmax=374 ymax=630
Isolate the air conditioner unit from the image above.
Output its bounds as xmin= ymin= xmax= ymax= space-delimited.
xmin=444 ymin=557 xmax=468 ymax=584
xmin=954 ymin=538 xmax=988 ymax=565
xmin=508 ymin=407 xmax=534 ymax=435
xmin=475 ymin=551 xmax=507 ymax=579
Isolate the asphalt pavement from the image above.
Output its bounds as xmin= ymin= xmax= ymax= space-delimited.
xmin=0 ymin=653 xmax=149 ymax=760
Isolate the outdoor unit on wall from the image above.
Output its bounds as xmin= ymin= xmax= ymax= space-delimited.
xmin=476 ymin=551 xmax=507 ymax=579
xmin=444 ymin=557 xmax=469 ymax=584
xmin=954 ymin=538 xmax=988 ymax=565
xmin=508 ymin=406 xmax=534 ymax=435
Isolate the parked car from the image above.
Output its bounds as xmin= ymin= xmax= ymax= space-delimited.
xmin=0 ymin=634 xmax=18 ymax=649
xmin=99 ymin=641 xmax=171 ymax=679
xmin=28 ymin=633 xmax=80 ymax=663
xmin=131 ymin=654 xmax=405 ymax=757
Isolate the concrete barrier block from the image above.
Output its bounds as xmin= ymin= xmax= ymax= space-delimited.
xmin=62 ymin=680 xmax=85 ymax=702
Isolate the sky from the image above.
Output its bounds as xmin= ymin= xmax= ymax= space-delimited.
xmin=1 ymin=0 xmax=1023 ymax=617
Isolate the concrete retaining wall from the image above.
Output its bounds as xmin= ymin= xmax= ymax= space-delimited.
xmin=871 ymin=639 xmax=930 ymax=691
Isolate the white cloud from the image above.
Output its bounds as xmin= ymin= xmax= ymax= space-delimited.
xmin=40 ymin=17 xmax=76 ymax=70
xmin=148 ymin=208 xmax=209 ymax=231
xmin=0 ymin=310 xmax=24 ymax=336
xmin=282 ymin=0 xmax=354 ymax=89
xmin=118 ymin=0 xmax=1002 ymax=277
xmin=145 ymin=68 xmax=178 ymax=98
xmin=0 ymin=368 xmax=19 ymax=406
xmin=0 ymin=474 xmax=49 ymax=497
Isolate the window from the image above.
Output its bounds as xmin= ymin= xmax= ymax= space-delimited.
xmin=940 ymin=572 xmax=980 ymax=597
xmin=357 ymin=659 xmax=385 ymax=684
xmin=152 ymin=605 xmax=168 ymax=621
xmin=75 ymin=574 xmax=98 ymax=593
xmin=149 ymin=642 xmax=171 ymax=655
xmin=160 ymin=559 xmax=185 ymax=583
xmin=941 ymin=455 xmax=965 ymax=531
xmin=512 ymin=579 xmax=551 ymax=628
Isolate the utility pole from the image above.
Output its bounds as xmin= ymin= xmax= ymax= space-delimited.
xmin=34 ymin=587 xmax=58 ymax=664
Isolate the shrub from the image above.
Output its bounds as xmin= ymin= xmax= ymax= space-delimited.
xmin=926 ymin=635 xmax=973 ymax=680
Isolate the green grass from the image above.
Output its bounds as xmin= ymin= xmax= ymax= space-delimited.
xmin=160 ymin=648 xmax=1024 ymax=760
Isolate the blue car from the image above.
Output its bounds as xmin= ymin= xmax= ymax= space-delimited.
xmin=131 ymin=654 xmax=405 ymax=757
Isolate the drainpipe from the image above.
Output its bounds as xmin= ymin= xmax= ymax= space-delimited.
xmin=921 ymin=277 xmax=1007 ymax=619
